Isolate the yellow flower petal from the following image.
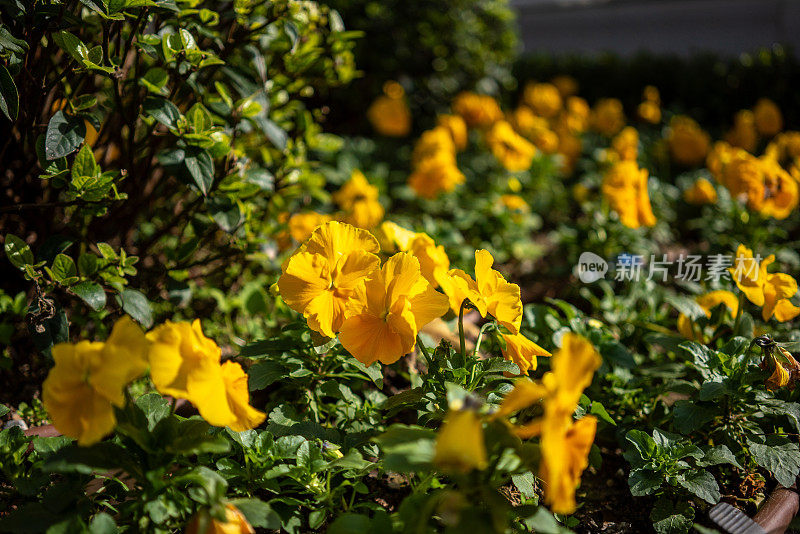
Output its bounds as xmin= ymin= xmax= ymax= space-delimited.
xmin=221 ymin=361 xmax=266 ymax=432
xmin=434 ymin=409 xmax=488 ymax=472
xmin=89 ymin=316 xmax=149 ymax=406
xmin=494 ymin=378 xmax=550 ymax=419
xmin=500 ymin=332 xmax=551 ymax=374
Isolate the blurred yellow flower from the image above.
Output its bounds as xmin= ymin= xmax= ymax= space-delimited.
xmin=551 ymin=75 xmax=578 ymax=98
xmin=522 ymin=82 xmax=562 ymax=118
xmin=444 ymin=249 xmax=522 ymax=334
xmin=412 ymin=126 xmax=457 ymax=166
xmin=186 ymin=503 xmax=254 ymax=534
xmin=637 ymin=86 xmax=661 ymax=124
xmin=339 ymin=253 xmax=449 ymax=365
xmin=602 ymin=161 xmax=656 ymax=229
xmin=366 ymin=81 xmax=411 ymax=137
xmin=499 ymin=332 xmax=550 ymax=374
xmin=486 ymin=120 xmax=537 ymax=172
xmin=43 ymin=316 xmax=148 ymax=446
xmin=717 ymin=151 xmax=798 ymax=219
xmin=562 ymin=96 xmax=591 ymax=133
xmin=287 ymin=212 xmax=332 ymax=243
xmin=499 ymin=194 xmax=529 ymax=212
xmin=557 ymin=130 xmax=583 ymax=173
xmin=667 ymin=116 xmax=711 ymax=167
xmin=147 ymin=320 xmax=265 ymax=430
xmin=408 ymin=155 xmax=465 ymax=199
xmin=683 ymin=178 xmax=717 ymax=205
xmin=278 ymin=221 xmax=380 ymax=337
xmin=729 ymin=245 xmax=800 ymax=322
xmin=590 ymin=98 xmax=625 ymax=137
xmin=610 ymin=126 xmax=639 ymax=162
xmin=452 ymin=92 xmax=503 ymax=129
xmin=437 ymin=114 xmax=468 ymax=151
xmin=676 ymin=290 xmax=739 ymax=341
xmin=725 ymin=110 xmax=758 ymax=153
xmin=434 ymin=406 xmax=488 ymax=472
xmin=754 ymin=98 xmax=783 ymax=137
xmin=765 ymin=131 xmax=800 ymax=167
xmin=511 ymin=107 xmax=559 ymax=154
xmin=333 ymin=170 xmax=384 ymax=230
xmin=540 ymin=415 xmax=597 ymax=515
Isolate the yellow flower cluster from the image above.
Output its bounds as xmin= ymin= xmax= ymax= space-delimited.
xmin=408 ymin=117 xmax=466 ymax=199
xmin=43 ymin=317 xmax=265 ymax=446
xmin=707 ymin=143 xmax=799 ymax=219
xmin=367 ymin=81 xmax=411 ymax=137
xmin=434 ymin=333 xmax=600 ymax=515
xmin=278 ymin=221 xmax=547 ymax=372
xmin=601 ymin=160 xmax=656 ymax=229
xmin=730 ymin=245 xmax=800 ymax=322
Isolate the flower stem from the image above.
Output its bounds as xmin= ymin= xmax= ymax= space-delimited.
xmin=416 ymin=335 xmax=431 ymax=362
xmin=458 ymin=299 xmax=467 ymax=364
xmin=732 ymin=291 xmax=746 ymax=335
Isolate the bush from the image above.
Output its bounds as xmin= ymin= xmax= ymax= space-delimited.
xmin=322 ymin=0 xmax=519 ymax=133
xmin=0 ymin=0 xmax=356 ymax=387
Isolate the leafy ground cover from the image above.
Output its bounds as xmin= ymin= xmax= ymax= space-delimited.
xmin=2 ymin=1 xmax=800 ymax=533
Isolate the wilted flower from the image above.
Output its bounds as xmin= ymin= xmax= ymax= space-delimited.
xmin=367 ymin=81 xmax=411 ymax=137
xmin=590 ymin=98 xmax=625 ymax=137
xmin=278 ymin=221 xmax=380 ymax=337
xmin=522 ymin=82 xmax=562 ymax=118
xmin=485 ymin=120 xmax=537 ymax=172
xmin=333 ymin=170 xmax=384 ymax=230
xmin=42 ymin=316 xmax=148 ymax=446
xmin=753 ymin=98 xmax=783 ymax=137
xmin=602 ymin=161 xmax=656 ymax=229
xmin=339 ymin=253 xmax=449 ymax=366
xmin=683 ymin=177 xmax=718 ymax=205
xmin=452 ymin=92 xmax=503 ymax=129
xmin=667 ymin=116 xmax=711 ymax=167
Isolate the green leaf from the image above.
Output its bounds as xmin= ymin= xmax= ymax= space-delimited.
xmin=184 ymin=148 xmax=214 ymax=195
xmin=71 ymin=144 xmax=98 ymax=180
xmin=651 ymin=498 xmax=694 ymax=534
xmin=227 ymin=499 xmax=280 ymax=529
xmin=51 ymin=254 xmax=77 ymax=283
xmin=78 ymin=253 xmax=98 ymax=277
xmin=72 ymin=281 xmax=106 ymax=311
xmin=142 ymin=96 xmax=181 ymax=129
xmin=4 ymin=234 xmax=34 ymax=269
xmin=187 ymin=103 xmax=212 ymax=133
xmin=0 ymin=65 xmax=19 ymax=121
xmin=52 ymin=31 xmax=89 ymax=63
xmin=139 ymin=67 xmax=169 ymax=95
xmin=626 ymin=429 xmax=657 ymax=459
xmin=629 ymin=467 xmax=664 ymax=496
xmin=671 ymin=400 xmax=716 ymax=434
xmin=749 ymin=439 xmax=800 ymax=487
xmin=697 ymin=445 xmax=742 ymax=469
xmin=96 ymin=242 xmax=117 ymax=260
xmin=206 ymin=195 xmax=241 ymax=232
xmin=116 ymin=289 xmax=153 ymax=328
xmin=0 ymin=405 xmax=9 ymax=417
xmin=374 ymin=424 xmax=435 ymax=472
xmin=677 ymin=471 xmax=720 ymax=504
xmin=248 ymin=361 xmax=289 ymax=390
xmin=89 ymin=513 xmax=118 ymax=534
xmin=521 ymin=508 xmax=570 ymax=534
xmin=27 ymin=299 xmax=69 ymax=359
xmin=45 ymin=111 xmax=86 ymax=160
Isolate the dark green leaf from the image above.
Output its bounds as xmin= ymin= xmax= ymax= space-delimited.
xmin=45 ymin=111 xmax=86 ymax=160
xmin=184 ymin=148 xmax=214 ymax=195
xmin=227 ymin=499 xmax=281 ymax=529
xmin=116 ymin=289 xmax=153 ymax=328
xmin=142 ymin=96 xmax=181 ymax=129
xmin=0 ymin=65 xmax=19 ymax=120
xmin=650 ymin=498 xmax=694 ymax=534
xmin=677 ymin=471 xmax=720 ymax=504
xmin=4 ymin=234 xmax=34 ymax=268
xmin=72 ymin=281 xmax=106 ymax=311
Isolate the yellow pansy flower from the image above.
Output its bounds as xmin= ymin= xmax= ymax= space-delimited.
xmin=602 ymin=161 xmax=656 ymax=229
xmin=339 ymin=253 xmax=449 ymax=366
xmin=683 ymin=178 xmax=718 ymax=205
xmin=485 ymin=120 xmax=537 ymax=172
xmin=551 ymin=75 xmax=578 ymax=98
xmin=499 ymin=332 xmax=550 ymax=374
xmin=610 ymin=126 xmax=639 ymax=162
xmin=437 ymin=114 xmax=468 ymax=151
xmin=499 ymin=194 xmax=529 ymax=213
xmin=412 ymin=127 xmax=457 ymax=166
xmin=287 ymin=212 xmax=332 ymax=243
xmin=42 ymin=316 xmax=148 ymax=446
xmin=522 ymin=82 xmax=562 ymax=119
xmin=366 ymin=81 xmax=411 ymax=137
xmin=676 ymin=290 xmax=739 ymax=341
xmin=374 ymin=222 xmax=450 ymax=288
xmin=590 ymin=98 xmax=625 ymax=137
xmin=147 ymin=320 xmax=265 ymax=431
xmin=729 ymin=245 xmax=800 ymax=322
xmin=754 ymin=98 xmax=783 ymax=137
xmin=452 ymin=92 xmax=503 ymax=129
xmin=433 ymin=406 xmax=488 ymax=473
xmin=667 ymin=116 xmax=711 ymax=167
xmin=278 ymin=221 xmax=381 ymax=337
xmin=495 ymin=333 xmax=601 ymax=514
xmin=186 ymin=503 xmax=254 ymax=534
xmin=725 ymin=110 xmax=758 ymax=153
xmin=511 ymin=107 xmax=559 ymax=154
xmin=333 ymin=170 xmax=384 ymax=230
xmin=444 ymin=249 xmax=522 ymax=335
xmin=637 ymin=86 xmax=661 ymax=124
xmin=408 ymin=155 xmax=465 ymax=199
